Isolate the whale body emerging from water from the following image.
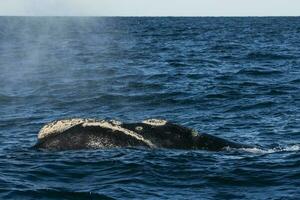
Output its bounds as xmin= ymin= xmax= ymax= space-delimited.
xmin=33 ymin=118 xmax=252 ymax=151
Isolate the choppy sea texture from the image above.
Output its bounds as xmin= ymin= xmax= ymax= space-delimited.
xmin=0 ymin=17 xmax=300 ymax=199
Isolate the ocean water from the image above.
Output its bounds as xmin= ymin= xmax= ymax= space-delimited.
xmin=0 ymin=17 xmax=300 ymax=199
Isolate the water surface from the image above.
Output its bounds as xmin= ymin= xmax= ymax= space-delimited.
xmin=0 ymin=17 xmax=300 ymax=199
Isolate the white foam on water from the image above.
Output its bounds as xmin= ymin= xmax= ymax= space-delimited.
xmin=239 ymin=144 xmax=300 ymax=154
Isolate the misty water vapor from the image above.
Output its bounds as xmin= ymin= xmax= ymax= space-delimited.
xmin=0 ymin=17 xmax=121 ymax=108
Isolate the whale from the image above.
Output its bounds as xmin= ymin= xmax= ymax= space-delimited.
xmin=33 ymin=118 xmax=252 ymax=151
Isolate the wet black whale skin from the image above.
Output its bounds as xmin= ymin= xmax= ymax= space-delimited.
xmin=34 ymin=121 xmax=252 ymax=151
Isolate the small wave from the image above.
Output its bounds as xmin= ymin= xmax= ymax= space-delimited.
xmin=239 ymin=145 xmax=300 ymax=154
xmin=210 ymin=43 xmax=246 ymax=51
xmin=238 ymin=81 xmax=261 ymax=87
xmin=214 ymin=74 xmax=236 ymax=81
xmin=290 ymin=78 xmax=300 ymax=84
xmin=166 ymin=59 xmax=187 ymax=67
xmin=245 ymin=52 xmax=296 ymax=60
xmin=186 ymin=73 xmax=207 ymax=80
xmin=0 ymin=94 xmax=25 ymax=103
xmin=0 ymin=94 xmax=11 ymax=102
xmin=225 ymin=101 xmax=275 ymax=112
xmin=266 ymin=89 xmax=288 ymax=95
xmin=236 ymin=68 xmax=282 ymax=77
xmin=3 ymin=189 xmax=115 ymax=200
xmin=204 ymin=91 xmax=242 ymax=99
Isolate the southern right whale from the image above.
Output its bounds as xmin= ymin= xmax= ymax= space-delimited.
xmin=33 ymin=118 xmax=253 ymax=151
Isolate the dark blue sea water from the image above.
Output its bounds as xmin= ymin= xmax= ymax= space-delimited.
xmin=1 ymin=17 xmax=300 ymax=199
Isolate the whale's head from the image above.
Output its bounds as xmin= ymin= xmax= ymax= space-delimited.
xmin=34 ymin=119 xmax=154 ymax=150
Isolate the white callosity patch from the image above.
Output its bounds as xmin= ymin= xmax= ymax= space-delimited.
xmin=109 ymin=120 xmax=122 ymax=126
xmin=83 ymin=120 xmax=155 ymax=148
xmin=191 ymin=129 xmax=198 ymax=137
xmin=38 ymin=118 xmax=86 ymax=139
xmin=38 ymin=118 xmax=107 ymax=139
xmin=38 ymin=118 xmax=156 ymax=148
xmin=142 ymin=119 xmax=167 ymax=126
